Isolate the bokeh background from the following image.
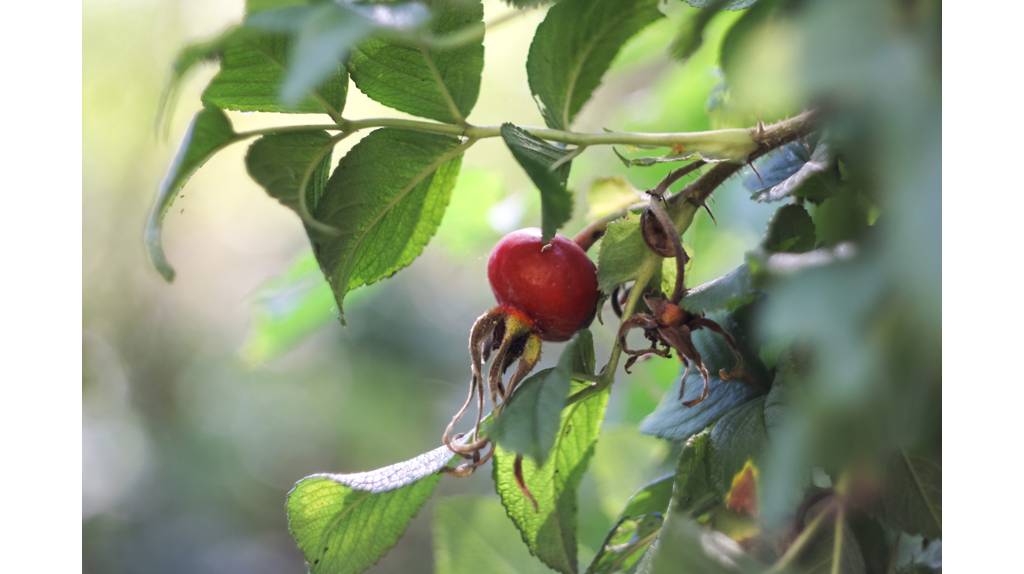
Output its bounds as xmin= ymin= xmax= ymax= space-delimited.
xmin=84 ymin=0 xmax=940 ymax=572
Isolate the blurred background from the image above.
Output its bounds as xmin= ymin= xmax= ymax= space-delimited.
xmin=84 ymin=0 xmax=939 ymax=572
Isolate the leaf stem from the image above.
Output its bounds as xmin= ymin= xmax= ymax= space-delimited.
xmin=767 ymin=499 xmax=836 ymax=574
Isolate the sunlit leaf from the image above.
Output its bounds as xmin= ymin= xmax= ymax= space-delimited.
xmin=349 ymin=0 xmax=483 ymax=123
xmin=145 ymin=107 xmax=237 ymax=281
xmin=596 ymin=213 xmax=648 ymax=292
xmin=494 ymin=383 xmax=610 ymax=574
xmin=500 ymin=124 xmax=574 ymax=241
xmin=287 ymin=445 xmax=454 ymax=574
xmin=527 ymin=0 xmax=663 ymax=129
xmin=311 ymin=128 xmax=465 ymax=317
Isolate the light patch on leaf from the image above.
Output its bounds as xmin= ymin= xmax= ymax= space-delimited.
xmin=287 ymin=445 xmax=455 ymax=574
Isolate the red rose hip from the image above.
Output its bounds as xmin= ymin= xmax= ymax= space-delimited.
xmin=487 ymin=228 xmax=599 ymax=342
xmin=443 ymin=228 xmax=600 ymax=475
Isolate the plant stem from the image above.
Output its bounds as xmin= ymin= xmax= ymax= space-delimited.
xmin=233 ymin=110 xmax=818 ymax=162
xmin=339 ymin=116 xmax=758 ymax=150
xmin=566 ymin=257 xmax=658 ymax=407
xmin=767 ymin=500 xmax=836 ymax=574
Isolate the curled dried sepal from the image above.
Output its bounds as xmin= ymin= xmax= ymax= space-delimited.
xmin=442 ymin=306 xmax=544 ymax=475
xmin=617 ymin=293 xmax=749 ymax=408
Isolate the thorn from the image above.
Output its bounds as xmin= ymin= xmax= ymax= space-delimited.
xmin=748 ymin=160 xmax=765 ymax=186
xmin=701 ymin=201 xmax=717 ymax=225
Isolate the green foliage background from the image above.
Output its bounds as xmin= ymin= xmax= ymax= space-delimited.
xmin=84 ymin=1 xmax=939 ymax=573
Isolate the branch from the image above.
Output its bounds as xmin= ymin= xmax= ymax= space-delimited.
xmin=336 ymin=116 xmax=758 ymax=153
xmin=234 ymin=110 xmax=818 ymax=161
xmin=568 ymin=109 xmax=821 ymax=245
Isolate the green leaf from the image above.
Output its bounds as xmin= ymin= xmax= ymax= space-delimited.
xmin=567 ymin=328 xmax=596 ymax=375
xmin=491 ymin=331 xmax=594 ymax=464
xmin=587 ymin=475 xmax=673 ymax=574
xmin=434 ymin=495 xmax=551 ymax=574
xmin=812 ymin=188 xmax=873 ymax=247
xmin=647 ymin=432 xmax=756 ymax=574
xmin=494 ymin=384 xmax=610 ymax=574
xmin=874 ymin=453 xmax=941 ymax=538
xmin=146 ymin=107 xmax=237 ymax=281
xmin=763 ymin=204 xmax=816 ymax=253
xmin=500 ymin=124 xmax=574 ymax=241
xmin=596 ymin=213 xmax=647 ymax=292
xmin=287 ymin=444 xmax=454 ymax=574
xmin=708 ymin=397 xmax=768 ymax=494
xmin=311 ymin=128 xmax=465 ymax=315
xmin=527 ymin=0 xmax=663 ymax=129
xmin=349 ymin=0 xmax=484 ymax=123
xmin=639 ymin=312 xmax=766 ymax=441
xmin=680 ymin=263 xmax=758 ymax=314
xmin=669 ymin=432 xmax=717 ymax=515
xmin=245 ymin=130 xmax=334 ymax=213
xmin=202 ymin=29 xmax=348 ymax=118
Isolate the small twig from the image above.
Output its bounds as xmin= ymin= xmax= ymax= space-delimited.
xmin=767 ymin=499 xmax=837 ymax=574
xmin=572 ymin=204 xmax=644 ymax=251
xmin=653 ymin=160 xmax=707 ymax=196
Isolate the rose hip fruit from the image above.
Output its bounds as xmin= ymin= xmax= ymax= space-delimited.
xmin=487 ymin=228 xmax=599 ymax=342
xmin=443 ymin=228 xmax=600 ymax=475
